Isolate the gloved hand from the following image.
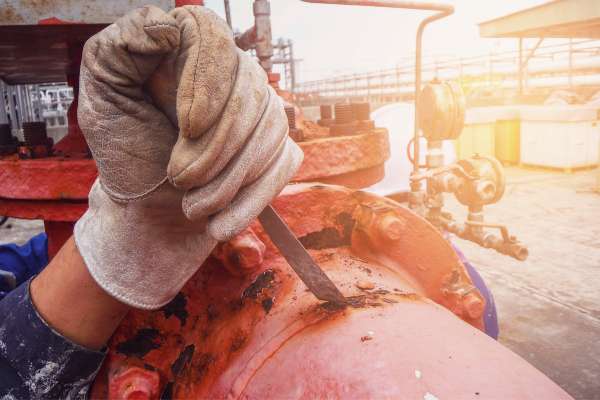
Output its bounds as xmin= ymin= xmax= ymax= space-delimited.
xmin=74 ymin=5 xmax=303 ymax=309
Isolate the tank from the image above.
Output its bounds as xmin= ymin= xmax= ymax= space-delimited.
xmin=91 ymin=183 xmax=569 ymax=399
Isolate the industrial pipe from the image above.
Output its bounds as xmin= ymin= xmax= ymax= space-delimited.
xmin=301 ymin=0 xmax=453 ymax=185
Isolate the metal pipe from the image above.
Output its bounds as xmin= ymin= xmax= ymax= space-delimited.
xmin=253 ymin=0 xmax=273 ymax=72
xmin=518 ymin=37 xmax=523 ymax=95
xmin=302 ymin=0 xmax=451 ymax=11
xmin=0 ymin=80 xmax=8 ymax=124
xmin=223 ymin=0 xmax=232 ymax=28
xmin=413 ymin=6 xmax=453 ymax=173
xmin=302 ymin=0 xmax=454 ymax=173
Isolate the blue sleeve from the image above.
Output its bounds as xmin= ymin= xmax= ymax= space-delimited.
xmin=0 ymin=233 xmax=49 ymax=299
xmin=0 ymin=279 xmax=106 ymax=399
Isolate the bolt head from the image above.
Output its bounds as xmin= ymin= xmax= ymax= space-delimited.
xmin=463 ymin=293 xmax=485 ymax=319
xmin=108 ymin=367 xmax=159 ymax=400
xmin=378 ymin=215 xmax=405 ymax=241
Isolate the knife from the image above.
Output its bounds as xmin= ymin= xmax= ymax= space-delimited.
xmin=258 ymin=205 xmax=347 ymax=305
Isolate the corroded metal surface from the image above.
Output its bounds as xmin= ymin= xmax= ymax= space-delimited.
xmin=294 ymin=129 xmax=390 ymax=182
xmin=90 ymin=184 xmax=570 ymax=399
xmin=0 ymin=157 xmax=96 ymax=200
xmin=0 ymin=1 xmax=173 ymax=25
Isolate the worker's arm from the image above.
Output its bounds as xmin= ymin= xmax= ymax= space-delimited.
xmin=1 ymin=5 xmax=301 ymax=399
xmin=0 ymin=237 xmax=112 ymax=399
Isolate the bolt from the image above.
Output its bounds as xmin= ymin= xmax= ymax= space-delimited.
xmin=320 ymin=104 xmax=332 ymax=120
xmin=334 ymin=103 xmax=355 ymax=124
xmin=462 ymin=293 xmax=485 ymax=319
xmin=284 ymin=106 xmax=296 ymax=129
xmin=352 ymin=102 xmax=371 ymax=121
xmin=108 ymin=367 xmax=160 ymax=400
xmin=22 ymin=122 xmax=48 ymax=147
xmin=378 ymin=215 xmax=405 ymax=241
xmin=214 ymin=228 xmax=266 ymax=276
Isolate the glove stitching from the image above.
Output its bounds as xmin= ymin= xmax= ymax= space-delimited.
xmin=102 ymin=176 xmax=170 ymax=203
xmin=185 ymin=7 xmax=203 ymax=139
xmin=143 ymin=23 xmax=178 ymax=29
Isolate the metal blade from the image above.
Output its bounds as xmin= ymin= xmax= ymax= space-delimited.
xmin=258 ymin=205 xmax=347 ymax=305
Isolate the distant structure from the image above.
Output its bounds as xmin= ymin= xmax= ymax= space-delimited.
xmin=0 ymin=82 xmax=72 ymax=142
xmin=296 ymin=0 xmax=600 ymax=108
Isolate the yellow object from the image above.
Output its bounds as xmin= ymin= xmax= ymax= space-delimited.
xmin=455 ymin=122 xmax=495 ymax=159
xmin=494 ymin=119 xmax=520 ymax=165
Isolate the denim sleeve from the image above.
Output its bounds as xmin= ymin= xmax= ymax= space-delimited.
xmin=0 ymin=279 xmax=106 ymax=399
xmin=0 ymin=233 xmax=49 ymax=299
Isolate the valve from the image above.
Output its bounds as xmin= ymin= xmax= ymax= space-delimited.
xmin=410 ymin=79 xmax=527 ymax=261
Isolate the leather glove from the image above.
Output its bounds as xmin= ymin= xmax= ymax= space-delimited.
xmin=74 ymin=5 xmax=303 ymax=309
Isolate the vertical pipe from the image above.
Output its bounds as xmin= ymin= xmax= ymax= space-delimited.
xmin=413 ymin=8 xmax=453 ymax=174
xmin=289 ymin=39 xmax=296 ymax=92
xmin=7 ymin=86 xmax=18 ymax=131
xmin=253 ymin=0 xmax=273 ymax=72
xmin=223 ymin=0 xmax=232 ymax=28
xmin=488 ymin=51 xmax=493 ymax=85
xmin=568 ymin=38 xmax=573 ymax=89
xmin=0 ymin=81 xmax=8 ymax=124
xmin=518 ymin=37 xmax=523 ymax=96
xmin=16 ymin=86 xmax=29 ymax=124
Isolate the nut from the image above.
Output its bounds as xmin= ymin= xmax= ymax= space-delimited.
xmin=463 ymin=293 xmax=485 ymax=319
xmin=108 ymin=367 xmax=160 ymax=400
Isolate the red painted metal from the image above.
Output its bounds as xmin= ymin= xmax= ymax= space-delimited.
xmin=0 ymin=199 xmax=87 ymax=221
xmin=175 ymin=0 xmax=204 ymax=6
xmin=44 ymin=221 xmax=75 ymax=259
xmin=89 ymin=184 xmax=570 ymax=399
xmin=0 ymin=158 xmax=96 ymax=200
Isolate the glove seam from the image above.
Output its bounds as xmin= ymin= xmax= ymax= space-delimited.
xmin=101 ymin=176 xmax=170 ymax=203
xmin=144 ymin=23 xmax=178 ymax=29
xmin=74 ymin=230 xmax=172 ymax=310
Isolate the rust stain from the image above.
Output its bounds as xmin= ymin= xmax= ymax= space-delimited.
xmin=0 ymin=4 xmax=24 ymax=23
xmin=23 ymin=0 xmax=56 ymax=15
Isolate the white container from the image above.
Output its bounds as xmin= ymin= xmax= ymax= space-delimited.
xmin=519 ymin=106 xmax=600 ymax=170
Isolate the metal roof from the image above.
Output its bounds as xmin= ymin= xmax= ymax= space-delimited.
xmin=479 ymin=0 xmax=600 ymax=38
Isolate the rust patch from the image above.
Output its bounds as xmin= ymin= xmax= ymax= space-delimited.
xmin=162 ymin=293 xmax=188 ymax=327
xmin=25 ymin=0 xmax=57 ymax=15
xmin=0 ymin=4 xmax=24 ymax=23
xmin=195 ymin=353 xmax=215 ymax=380
xmin=171 ymin=344 xmax=195 ymax=376
xmin=116 ymin=328 xmax=161 ymax=358
xmin=206 ymin=304 xmax=219 ymax=321
xmin=229 ymin=331 xmax=247 ymax=353
xmin=242 ymin=269 xmax=275 ymax=300
xmin=299 ymin=212 xmax=355 ymax=250
xmin=261 ymin=297 xmax=274 ymax=314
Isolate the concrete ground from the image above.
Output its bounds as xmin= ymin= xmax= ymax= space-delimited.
xmin=1 ymin=167 xmax=598 ymax=399
xmin=445 ymin=167 xmax=600 ymax=400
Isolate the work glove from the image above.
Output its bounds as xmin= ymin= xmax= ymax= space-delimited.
xmin=74 ymin=6 xmax=303 ymax=309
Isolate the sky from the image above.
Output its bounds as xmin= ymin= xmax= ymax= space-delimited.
xmin=204 ymin=0 xmax=550 ymax=83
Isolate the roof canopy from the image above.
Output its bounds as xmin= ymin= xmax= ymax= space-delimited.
xmin=479 ymin=0 xmax=600 ymax=39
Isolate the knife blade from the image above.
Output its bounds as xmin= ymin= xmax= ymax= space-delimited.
xmin=258 ymin=205 xmax=347 ymax=305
